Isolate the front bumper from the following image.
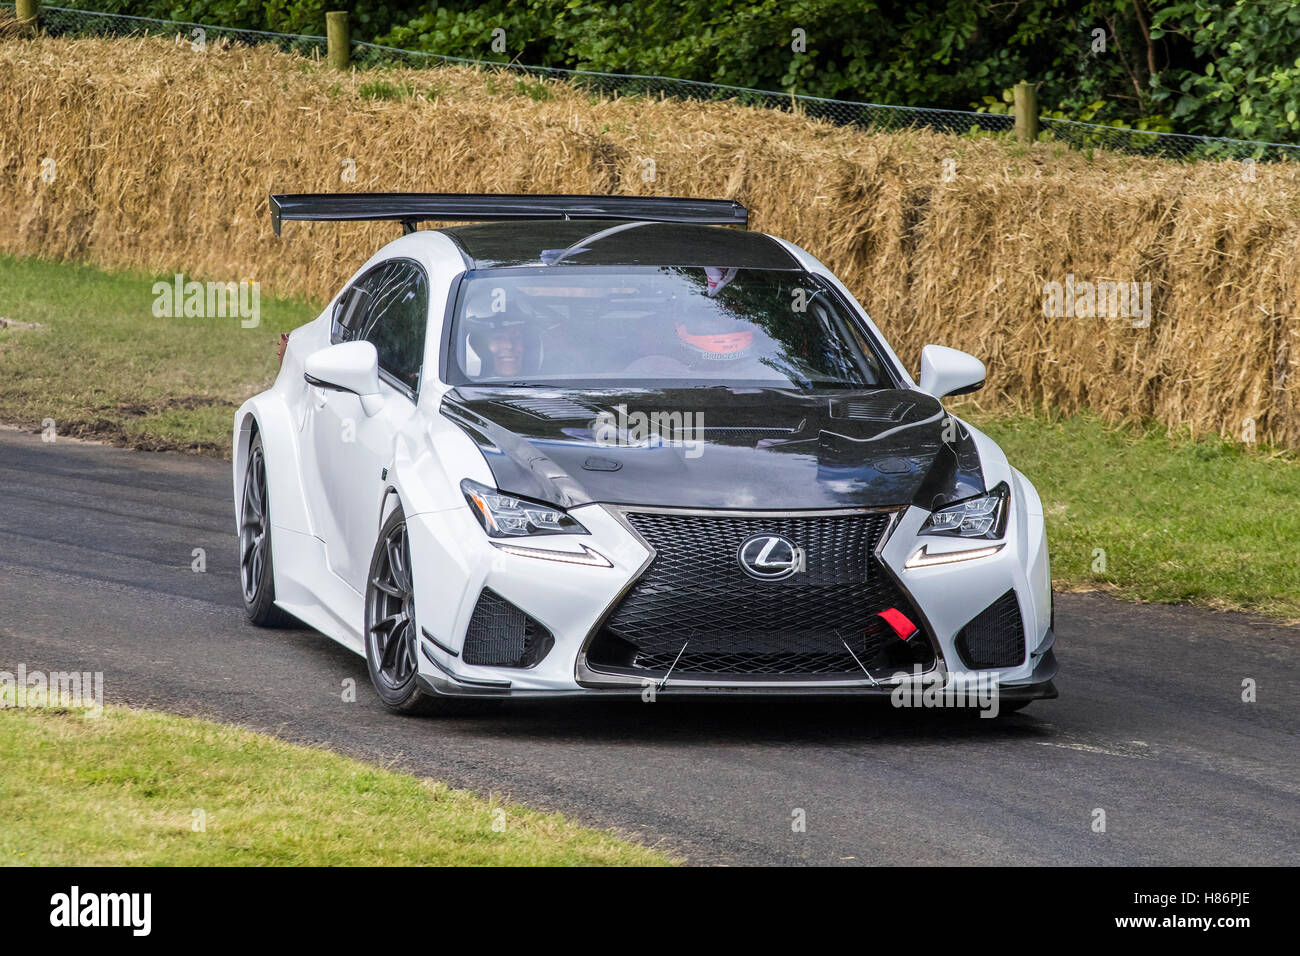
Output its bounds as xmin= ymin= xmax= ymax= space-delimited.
xmin=406 ymin=483 xmax=1054 ymax=701
xmin=417 ymin=646 xmax=1059 ymax=701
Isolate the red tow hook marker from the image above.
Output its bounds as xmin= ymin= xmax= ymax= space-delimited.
xmin=878 ymin=608 xmax=919 ymax=641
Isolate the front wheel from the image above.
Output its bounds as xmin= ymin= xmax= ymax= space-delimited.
xmin=364 ymin=507 xmax=492 ymax=716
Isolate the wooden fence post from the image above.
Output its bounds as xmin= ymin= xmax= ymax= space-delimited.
xmin=1013 ymin=80 xmax=1038 ymax=143
xmin=15 ymin=0 xmax=39 ymax=35
xmin=326 ymin=11 xmax=349 ymax=70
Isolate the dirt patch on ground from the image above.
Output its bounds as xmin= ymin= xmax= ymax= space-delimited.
xmin=27 ymin=396 xmax=237 ymax=458
xmin=52 ymin=421 xmax=230 ymax=457
xmin=0 ymin=317 xmax=45 ymax=331
xmin=115 ymin=395 xmax=236 ymax=418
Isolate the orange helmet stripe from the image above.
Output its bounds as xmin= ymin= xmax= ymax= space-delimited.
xmin=675 ymin=324 xmax=754 ymax=354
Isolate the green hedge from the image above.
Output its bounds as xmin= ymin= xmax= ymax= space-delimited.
xmin=54 ymin=1 xmax=1300 ymax=144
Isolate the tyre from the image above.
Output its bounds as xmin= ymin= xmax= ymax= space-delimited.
xmin=240 ymin=432 xmax=292 ymax=627
xmin=364 ymin=506 xmax=495 ymax=715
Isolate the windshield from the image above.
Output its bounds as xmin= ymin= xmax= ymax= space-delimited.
xmin=447 ymin=266 xmax=892 ymax=390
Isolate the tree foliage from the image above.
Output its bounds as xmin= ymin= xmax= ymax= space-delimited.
xmin=61 ymin=0 xmax=1300 ymax=143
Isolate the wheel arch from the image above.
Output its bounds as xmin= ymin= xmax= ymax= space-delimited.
xmin=232 ymin=395 xmax=313 ymax=538
xmin=232 ymin=410 xmax=259 ymax=522
xmin=379 ymin=486 xmax=403 ymax=529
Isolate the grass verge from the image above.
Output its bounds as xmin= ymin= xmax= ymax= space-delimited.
xmin=970 ymin=411 xmax=1299 ymax=620
xmin=0 ymin=253 xmax=312 ymax=455
xmin=0 ymin=705 xmax=674 ymax=866
xmin=2 ymin=253 xmax=1297 ymax=619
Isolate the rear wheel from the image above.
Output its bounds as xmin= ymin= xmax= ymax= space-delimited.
xmin=240 ymin=433 xmax=291 ymax=627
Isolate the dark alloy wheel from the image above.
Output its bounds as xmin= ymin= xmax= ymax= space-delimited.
xmin=240 ymin=433 xmax=291 ymax=627
xmin=366 ymin=513 xmax=419 ymax=693
xmin=364 ymin=506 xmax=498 ymax=716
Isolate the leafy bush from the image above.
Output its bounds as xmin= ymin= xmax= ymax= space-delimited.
xmin=1151 ymin=1 xmax=1300 ymax=142
xmin=51 ymin=0 xmax=1300 ymax=144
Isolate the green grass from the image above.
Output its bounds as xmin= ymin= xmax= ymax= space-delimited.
xmin=513 ymin=78 xmax=555 ymax=101
xmin=0 ymin=705 xmax=674 ymax=866
xmin=358 ymin=79 xmax=422 ymax=101
xmin=968 ymin=410 xmax=1300 ymax=619
xmin=1 ymin=253 xmax=1297 ymax=618
xmin=0 ymin=253 xmax=317 ymax=454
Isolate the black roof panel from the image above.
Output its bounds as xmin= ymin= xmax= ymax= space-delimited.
xmin=440 ymin=220 xmax=800 ymax=270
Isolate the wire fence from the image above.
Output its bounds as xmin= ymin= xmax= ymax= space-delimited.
xmin=8 ymin=3 xmax=1300 ymax=163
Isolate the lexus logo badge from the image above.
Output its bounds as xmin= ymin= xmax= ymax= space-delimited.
xmin=737 ymin=534 xmax=806 ymax=580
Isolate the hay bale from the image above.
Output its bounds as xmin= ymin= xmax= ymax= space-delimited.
xmin=0 ymin=35 xmax=1296 ymax=448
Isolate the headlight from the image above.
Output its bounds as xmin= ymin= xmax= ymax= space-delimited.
xmin=920 ymin=483 xmax=1009 ymax=539
xmin=461 ymin=479 xmax=587 ymax=538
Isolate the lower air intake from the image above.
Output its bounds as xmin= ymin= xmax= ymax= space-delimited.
xmin=462 ymin=588 xmax=553 ymax=668
xmin=954 ymin=590 xmax=1025 ymax=669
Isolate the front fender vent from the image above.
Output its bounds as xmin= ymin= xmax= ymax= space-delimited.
xmin=494 ymin=397 xmax=600 ymax=420
xmin=830 ymin=396 xmax=916 ymax=422
xmin=462 ymin=588 xmax=554 ymax=668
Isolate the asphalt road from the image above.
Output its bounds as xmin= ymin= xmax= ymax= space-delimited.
xmin=1 ymin=426 xmax=1296 ymax=866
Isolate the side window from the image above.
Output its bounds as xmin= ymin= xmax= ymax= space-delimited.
xmin=331 ymin=284 xmax=370 ymax=344
xmin=332 ymin=260 xmax=429 ymax=392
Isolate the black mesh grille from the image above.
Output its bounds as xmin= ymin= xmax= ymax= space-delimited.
xmin=586 ymin=510 xmax=935 ymax=679
xmin=462 ymin=589 xmax=554 ymax=668
xmin=686 ymin=426 xmax=793 ymax=443
xmin=954 ymin=590 xmax=1025 ymax=669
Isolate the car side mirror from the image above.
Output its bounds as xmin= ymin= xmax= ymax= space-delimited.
xmin=304 ymin=341 xmax=385 ymax=416
xmin=918 ymin=344 xmax=985 ymax=399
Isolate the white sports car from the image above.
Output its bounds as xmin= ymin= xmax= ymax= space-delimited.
xmin=234 ymin=193 xmax=1056 ymax=714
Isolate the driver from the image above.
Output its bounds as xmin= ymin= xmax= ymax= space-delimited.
xmin=462 ymin=285 xmax=542 ymax=379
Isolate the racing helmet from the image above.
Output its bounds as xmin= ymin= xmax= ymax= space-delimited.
xmin=671 ymin=266 xmax=755 ymax=361
xmin=674 ymin=299 xmax=755 ymax=362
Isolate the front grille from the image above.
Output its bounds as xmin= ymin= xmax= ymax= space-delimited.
xmin=954 ymin=590 xmax=1025 ymax=668
xmin=585 ymin=510 xmax=935 ymax=679
xmin=462 ymin=588 xmax=554 ymax=668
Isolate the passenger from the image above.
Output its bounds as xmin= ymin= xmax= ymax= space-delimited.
xmin=623 ymin=277 xmax=774 ymax=378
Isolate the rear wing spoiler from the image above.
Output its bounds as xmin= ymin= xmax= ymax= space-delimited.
xmin=268 ymin=192 xmax=748 ymax=236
